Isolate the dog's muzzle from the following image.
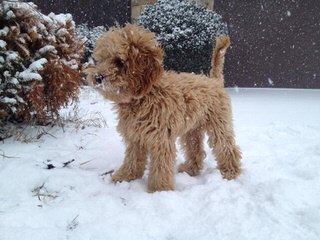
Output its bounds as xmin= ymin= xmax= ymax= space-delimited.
xmin=94 ymin=74 xmax=105 ymax=84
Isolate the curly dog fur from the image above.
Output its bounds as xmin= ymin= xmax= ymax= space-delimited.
xmin=87 ymin=24 xmax=242 ymax=192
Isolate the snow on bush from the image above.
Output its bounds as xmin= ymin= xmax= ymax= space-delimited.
xmin=0 ymin=0 xmax=84 ymax=124
xmin=76 ymin=24 xmax=106 ymax=63
xmin=138 ymin=0 xmax=228 ymax=74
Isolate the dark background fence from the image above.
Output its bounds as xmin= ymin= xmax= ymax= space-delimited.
xmin=33 ymin=0 xmax=131 ymax=28
xmin=215 ymin=0 xmax=320 ymax=88
xmin=33 ymin=0 xmax=320 ymax=89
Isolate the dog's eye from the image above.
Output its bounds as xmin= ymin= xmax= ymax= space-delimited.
xmin=113 ymin=58 xmax=125 ymax=69
xmin=94 ymin=74 xmax=105 ymax=84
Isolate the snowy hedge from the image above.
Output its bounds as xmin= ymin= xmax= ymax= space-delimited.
xmin=76 ymin=24 xmax=106 ymax=64
xmin=137 ymin=0 xmax=228 ymax=74
xmin=0 ymin=0 xmax=84 ymax=124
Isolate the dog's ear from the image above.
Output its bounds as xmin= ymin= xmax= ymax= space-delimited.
xmin=138 ymin=46 xmax=164 ymax=96
xmin=122 ymin=25 xmax=163 ymax=97
xmin=122 ymin=24 xmax=164 ymax=97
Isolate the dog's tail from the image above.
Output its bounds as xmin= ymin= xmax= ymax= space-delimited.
xmin=210 ymin=35 xmax=230 ymax=86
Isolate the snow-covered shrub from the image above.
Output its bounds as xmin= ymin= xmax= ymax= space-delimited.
xmin=138 ymin=0 xmax=228 ymax=74
xmin=76 ymin=24 xmax=106 ymax=63
xmin=0 ymin=0 xmax=84 ymax=124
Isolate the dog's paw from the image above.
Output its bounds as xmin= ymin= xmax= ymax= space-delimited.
xmin=111 ymin=170 xmax=135 ymax=183
xmin=147 ymin=183 xmax=175 ymax=193
xmin=178 ymin=163 xmax=201 ymax=177
xmin=220 ymin=167 xmax=241 ymax=180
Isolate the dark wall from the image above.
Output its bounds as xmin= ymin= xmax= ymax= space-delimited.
xmin=33 ymin=0 xmax=131 ymax=28
xmin=215 ymin=0 xmax=320 ymax=88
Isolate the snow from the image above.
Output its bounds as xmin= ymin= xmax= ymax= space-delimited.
xmin=49 ymin=13 xmax=73 ymax=26
xmin=267 ymin=77 xmax=274 ymax=86
xmin=6 ymin=89 xmax=17 ymax=94
xmin=0 ymin=39 xmax=7 ymax=48
xmin=1 ymin=87 xmax=320 ymax=240
xmin=1 ymin=0 xmax=36 ymax=16
xmin=28 ymin=58 xmax=48 ymax=71
xmin=5 ymin=51 xmax=19 ymax=62
xmin=0 ymin=96 xmax=16 ymax=104
xmin=75 ymin=24 xmax=106 ymax=60
xmin=18 ymin=71 xmax=42 ymax=81
xmin=0 ymin=27 xmax=10 ymax=37
xmin=37 ymin=45 xmax=57 ymax=55
xmin=61 ymin=59 xmax=79 ymax=69
xmin=8 ymin=77 xmax=19 ymax=85
xmin=5 ymin=10 xmax=16 ymax=19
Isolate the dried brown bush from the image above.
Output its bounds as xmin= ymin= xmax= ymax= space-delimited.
xmin=0 ymin=0 xmax=84 ymax=124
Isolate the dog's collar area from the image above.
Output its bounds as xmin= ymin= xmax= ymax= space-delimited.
xmin=118 ymin=102 xmax=131 ymax=108
xmin=117 ymin=97 xmax=143 ymax=108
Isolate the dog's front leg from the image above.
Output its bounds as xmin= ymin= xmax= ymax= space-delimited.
xmin=112 ymin=142 xmax=147 ymax=183
xmin=148 ymin=140 xmax=176 ymax=192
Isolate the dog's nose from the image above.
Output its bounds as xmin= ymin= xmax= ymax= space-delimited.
xmin=94 ymin=74 xmax=105 ymax=84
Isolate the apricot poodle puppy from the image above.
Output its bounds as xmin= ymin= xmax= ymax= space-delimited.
xmin=87 ymin=24 xmax=242 ymax=192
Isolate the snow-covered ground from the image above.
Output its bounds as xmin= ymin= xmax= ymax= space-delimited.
xmin=1 ymin=87 xmax=320 ymax=240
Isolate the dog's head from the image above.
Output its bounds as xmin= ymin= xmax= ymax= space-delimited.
xmin=87 ymin=24 xmax=164 ymax=103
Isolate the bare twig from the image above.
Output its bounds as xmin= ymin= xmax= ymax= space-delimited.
xmin=66 ymin=215 xmax=79 ymax=231
xmin=0 ymin=150 xmax=19 ymax=159
xmin=63 ymin=159 xmax=75 ymax=167
xmin=32 ymin=182 xmax=59 ymax=202
xmin=37 ymin=128 xmax=57 ymax=140
xmin=100 ymin=169 xmax=114 ymax=176
xmin=120 ymin=197 xmax=127 ymax=206
xmin=79 ymin=159 xmax=93 ymax=166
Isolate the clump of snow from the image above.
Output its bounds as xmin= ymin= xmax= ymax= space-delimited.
xmin=0 ymin=96 xmax=17 ymax=104
xmin=0 ymin=26 xmax=10 ymax=37
xmin=1 ymin=0 xmax=37 ymax=16
xmin=56 ymin=28 xmax=69 ymax=37
xmin=18 ymin=71 xmax=42 ymax=82
xmin=37 ymin=45 xmax=57 ymax=55
xmin=8 ymin=77 xmax=19 ymax=85
xmin=49 ymin=13 xmax=73 ymax=26
xmin=5 ymin=10 xmax=16 ymax=19
xmin=267 ymin=77 xmax=274 ymax=86
xmin=16 ymin=58 xmax=47 ymax=82
xmin=29 ymin=58 xmax=48 ymax=71
xmin=6 ymin=88 xmax=17 ymax=94
xmin=61 ymin=59 xmax=78 ymax=70
xmin=5 ymin=51 xmax=19 ymax=62
xmin=0 ymin=39 xmax=7 ymax=48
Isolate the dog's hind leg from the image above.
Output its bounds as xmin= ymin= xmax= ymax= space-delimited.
xmin=206 ymin=94 xmax=242 ymax=180
xmin=178 ymin=127 xmax=206 ymax=176
xmin=112 ymin=142 xmax=147 ymax=182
